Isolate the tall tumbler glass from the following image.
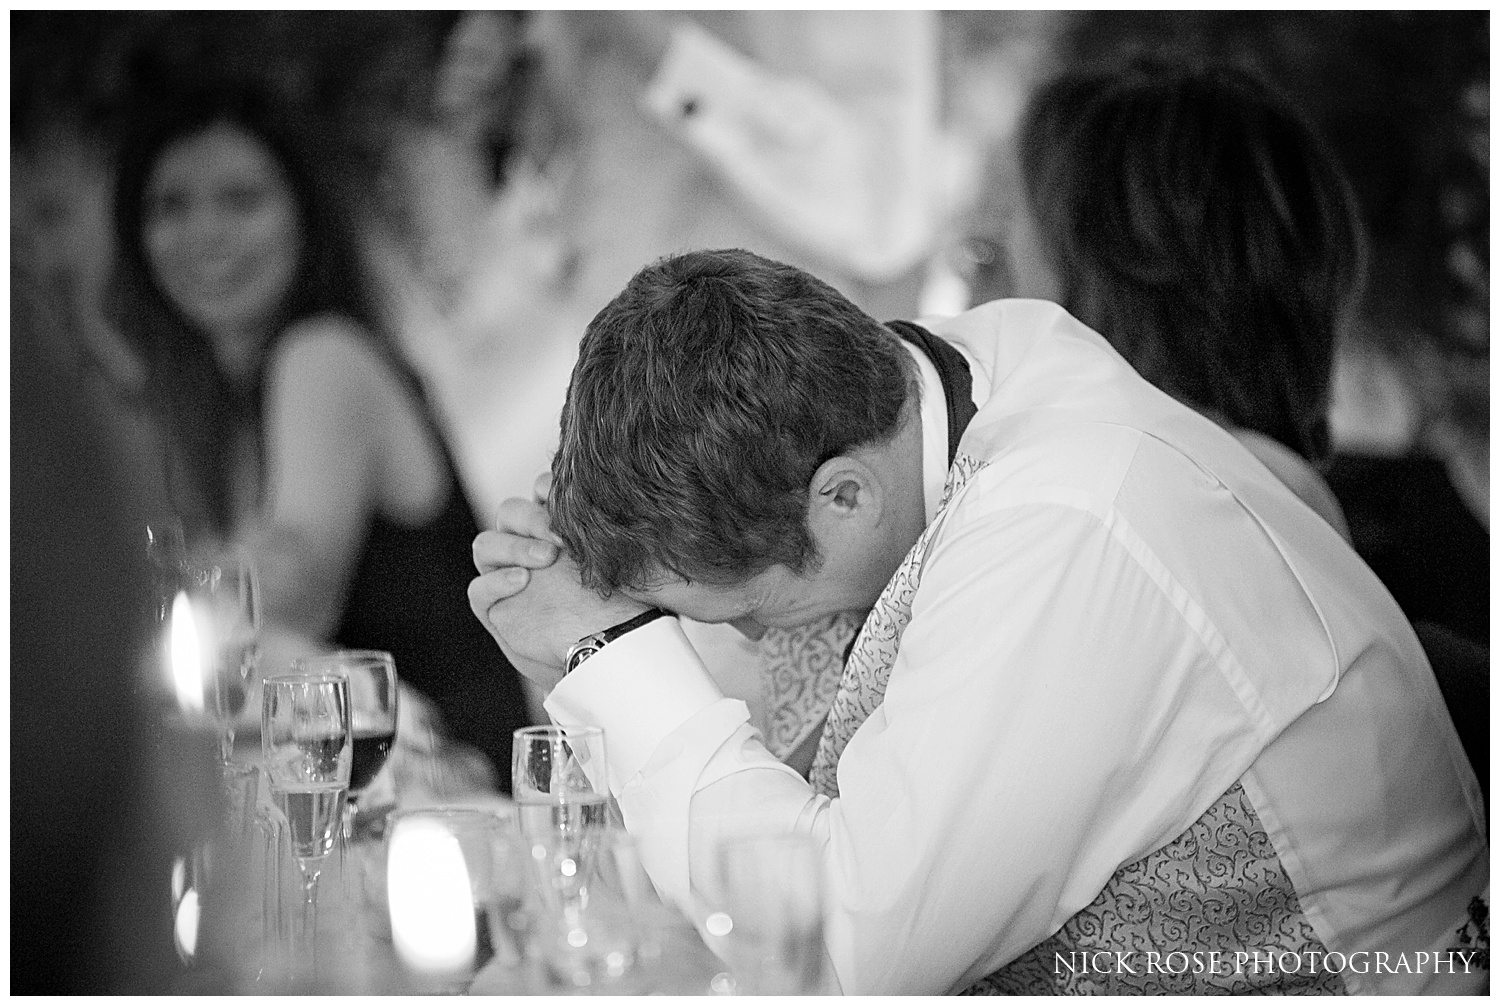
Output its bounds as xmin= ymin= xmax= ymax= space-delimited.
xmin=512 ymin=726 xmax=611 ymax=906
xmin=514 ymin=726 xmax=635 ymax=989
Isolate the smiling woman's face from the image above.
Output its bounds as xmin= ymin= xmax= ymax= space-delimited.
xmin=143 ymin=122 xmax=303 ymax=367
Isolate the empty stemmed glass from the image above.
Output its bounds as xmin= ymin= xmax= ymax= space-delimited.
xmin=702 ymin=833 xmax=834 ymax=995
xmin=199 ymin=554 xmax=260 ymax=763
xmin=147 ymin=522 xmax=261 ymax=764
xmin=262 ymin=670 xmax=352 ymax=975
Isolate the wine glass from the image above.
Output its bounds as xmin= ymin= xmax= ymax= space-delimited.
xmin=702 ymin=833 xmax=833 ymax=995
xmin=196 ymin=553 xmax=260 ymax=764
xmin=293 ymin=651 xmax=398 ymax=836
xmin=153 ymin=540 xmax=260 ymax=765
xmin=145 ymin=517 xmax=188 ymax=604
xmin=252 ymin=766 xmax=290 ymax=962
xmin=262 ymin=670 xmax=352 ymax=975
xmin=220 ymin=760 xmax=261 ymax=845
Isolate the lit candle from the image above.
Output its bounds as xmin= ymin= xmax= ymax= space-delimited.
xmin=387 ymin=817 xmax=477 ymax=976
xmin=169 ymin=591 xmax=206 ymax=714
xmin=153 ymin=590 xmax=227 ymax=982
xmin=172 ymin=853 xmax=201 ymax=963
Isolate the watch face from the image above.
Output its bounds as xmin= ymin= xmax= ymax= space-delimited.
xmin=566 ymin=640 xmax=605 ymax=674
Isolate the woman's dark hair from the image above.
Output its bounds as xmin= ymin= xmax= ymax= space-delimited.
xmin=112 ymin=82 xmax=384 ymax=535
xmin=1017 ymin=58 xmax=1367 ymax=461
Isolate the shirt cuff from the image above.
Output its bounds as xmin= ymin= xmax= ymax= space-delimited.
xmin=545 ymin=616 xmax=727 ymax=793
xmin=641 ymin=21 xmax=760 ymax=130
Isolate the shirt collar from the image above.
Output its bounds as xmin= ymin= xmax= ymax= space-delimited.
xmin=901 ymin=339 xmax=948 ymax=526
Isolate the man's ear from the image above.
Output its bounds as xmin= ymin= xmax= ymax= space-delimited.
xmin=807 ymin=455 xmax=883 ymax=531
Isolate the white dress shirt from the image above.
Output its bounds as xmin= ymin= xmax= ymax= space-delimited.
xmin=547 ymin=299 xmax=1487 ymax=994
xmin=641 ymin=13 xmax=940 ymax=285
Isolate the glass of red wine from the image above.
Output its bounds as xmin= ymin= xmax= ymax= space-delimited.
xmin=293 ymin=651 xmax=398 ymax=837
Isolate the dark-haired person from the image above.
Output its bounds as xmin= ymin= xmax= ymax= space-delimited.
xmin=999 ymin=59 xmax=1487 ymax=797
xmin=988 ymin=58 xmax=1361 ymax=540
xmin=471 ymin=248 xmax=1485 ymax=994
xmin=13 ymin=273 xmax=230 ymax=994
xmin=112 ymin=83 xmax=531 ymax=785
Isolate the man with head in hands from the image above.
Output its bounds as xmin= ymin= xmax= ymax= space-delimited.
xmin=470 ymin=249 xmax=1486 ymax=995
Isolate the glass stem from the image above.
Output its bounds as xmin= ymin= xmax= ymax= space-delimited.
xmin=219 ymin=723 xmax=236 ymax=765
xmin=299 ymin=859 xmax=322 ymax=977
xmin=263 ymin=819 xmax=285 ymax=946
xmin=341 ymin=797 xmax=358 ymax=903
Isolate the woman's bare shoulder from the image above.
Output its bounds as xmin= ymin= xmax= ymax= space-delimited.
xmin=271 ymin=313 xmax=397 ymax=390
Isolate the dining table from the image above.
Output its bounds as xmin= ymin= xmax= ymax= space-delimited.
xmin=194 ymin=734 xmax=733 ymax=996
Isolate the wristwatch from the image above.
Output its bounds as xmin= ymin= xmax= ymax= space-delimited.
xmin=565 ymin=608 xmax=671 ymax=674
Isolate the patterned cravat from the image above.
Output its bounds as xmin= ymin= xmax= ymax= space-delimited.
xmin=809 ymin=451 xmax=988 ymax=798
xmin=757 ymin=612 xmax=863 ymax=761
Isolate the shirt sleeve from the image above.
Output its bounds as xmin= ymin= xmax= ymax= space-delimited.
xmin=545 ymin=616 xmax=812 ymax=907
xmin=548 ymin=493 xmax=1263 ymax=994
xmin=638 ymin=13 xmax=939 ymax=282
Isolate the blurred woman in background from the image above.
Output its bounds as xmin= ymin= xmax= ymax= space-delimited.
xmin=995 ymin=56 xmax=1485 ymax=792
xmin=1001 ymin=57 xmax=1364 ymax=539
xmin=110 ymin=82 xmax=532 ymax=788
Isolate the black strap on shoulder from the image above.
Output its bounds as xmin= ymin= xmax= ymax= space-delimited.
xmin=837 ymin=320 xmax=980 ymax=667
xmin=885 ymin=319 xmax=978 ymax=465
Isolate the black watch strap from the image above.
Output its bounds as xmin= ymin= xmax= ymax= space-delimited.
xmin=600 ymin=607 xmax=672 ymax=644
xmin=566 ymin=608 xmax=671 ymax=674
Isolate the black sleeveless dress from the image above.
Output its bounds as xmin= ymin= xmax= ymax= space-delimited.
xmin=332 ymin=359 xmax=532 ymax=793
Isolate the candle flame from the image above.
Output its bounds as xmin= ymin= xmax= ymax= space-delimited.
xmin=173 ymin=887 xmax=200 ymax=962
xmin=387 ymin=817 xmax=477 ymax=974
xmin=171 ymin=854 xmax=199 ymax=962
xmin=169 ymin=591 xmax=205 ymax=713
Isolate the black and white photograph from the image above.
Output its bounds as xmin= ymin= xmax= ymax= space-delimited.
xmin=10 ymin=10 xmax=1489 ymax=995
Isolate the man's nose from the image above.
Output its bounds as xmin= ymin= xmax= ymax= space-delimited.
xmin=729 ymin=616 xmax=767 ymax=641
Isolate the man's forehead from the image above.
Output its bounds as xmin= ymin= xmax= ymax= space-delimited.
xmin=625 ymin=567 xmax=778 ymax=618
xmin=627 ymin=572 xmax=748 ymax=604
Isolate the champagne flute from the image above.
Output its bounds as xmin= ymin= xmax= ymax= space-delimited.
xmin=262 ymin=671 xmax=352 ymax=974
xmin=703 ymin=833 xmax=833 ymax=995
xmin=294 ymin=651 xmax=398 ymax=918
